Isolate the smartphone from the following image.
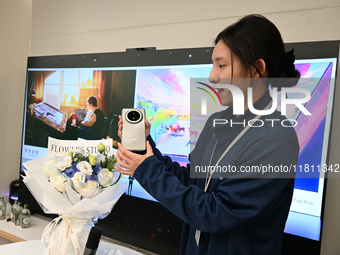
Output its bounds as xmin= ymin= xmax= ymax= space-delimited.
xmin=121 ymin=108 xmax=146 ymax=153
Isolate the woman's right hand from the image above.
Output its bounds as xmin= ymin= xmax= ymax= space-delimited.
xmin=118 ymin=115 xmax=151 ymax=139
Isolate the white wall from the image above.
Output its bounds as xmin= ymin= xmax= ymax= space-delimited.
xmin=30 ymin=0 xmax=340 ymax=55
xmin=0 ymin=0 xmax=31 ymax=198
xmin=1 ymin=0 xmax=340 ymax=254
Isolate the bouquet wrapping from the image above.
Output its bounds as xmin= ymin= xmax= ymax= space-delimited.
xmin=22 ymin=137 xmax=127 ymax=255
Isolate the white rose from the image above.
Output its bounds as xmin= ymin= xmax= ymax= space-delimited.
xmin=50 ymin=174 xmax=67 ymax=192
xmin=73 ymin=148 xmax=85 ymax=155
xmin=42 ymin=160 xmax=61 ymax=178
xmin=76 ymin=161 xmax=93 ymax=176
xmin=56 ymin=156 xmax=72 ymax=171
xmin=98 ymin=168 xmax=116 ymax=187
xmin=73 ymin=175 xmax=99 ymax=198
xmin=72 ymin=172 xmax=86 ymax=188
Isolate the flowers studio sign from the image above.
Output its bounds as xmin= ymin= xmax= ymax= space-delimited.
xmin=48 ymin=141 xmax=112 ymax=155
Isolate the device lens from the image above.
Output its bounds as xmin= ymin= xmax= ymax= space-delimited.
xmin=127 ymin=110 xmax=141 ymax=122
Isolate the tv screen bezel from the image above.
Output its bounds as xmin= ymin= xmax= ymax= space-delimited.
xmin=18 ymin=40 xmax=339 ymax=255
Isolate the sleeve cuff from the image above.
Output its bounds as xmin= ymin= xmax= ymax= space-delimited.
xmin=133 ymin=155 xmax=158 ymax=181
xmin=147 ymin=135 xmax=156 ymax=148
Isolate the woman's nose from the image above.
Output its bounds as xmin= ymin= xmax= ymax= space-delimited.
xmin=209 ymin=69 xmax=219 ymax=84
xmin=209 ymin=75 xmax=219 ymax=84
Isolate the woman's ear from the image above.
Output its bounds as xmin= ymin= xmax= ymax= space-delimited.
xmin=253 ymin=59 xmax=266 ymax=78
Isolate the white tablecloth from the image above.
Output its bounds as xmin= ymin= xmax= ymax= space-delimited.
xmin=0 ymin=239 xmax=143 ymax=255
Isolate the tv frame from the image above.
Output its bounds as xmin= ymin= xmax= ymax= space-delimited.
xmin=18 ymin=40 xmax=339 ymax=255
xmin=281 ymin=40 xmax=339 ymax=255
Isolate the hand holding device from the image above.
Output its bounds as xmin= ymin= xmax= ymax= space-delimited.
xmin=121 ymin=108 xmax=146 ymax=153
xmin=115 ymin=140 xmax=154 ymax=176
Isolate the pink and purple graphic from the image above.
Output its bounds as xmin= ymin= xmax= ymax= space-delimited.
xmin=290 ymin=61 xmax=335 ymax=192
xmin=135 ymin=66 xmax=211 ymax=161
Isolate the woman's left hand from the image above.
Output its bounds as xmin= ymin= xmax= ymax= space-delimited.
xmin=114 ymin=141 xmax=154 ymax=176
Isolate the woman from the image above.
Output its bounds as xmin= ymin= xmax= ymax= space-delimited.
xmin=115 ymin=14 xmax=300 ymax=255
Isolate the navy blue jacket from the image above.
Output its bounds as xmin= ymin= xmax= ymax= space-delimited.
xmin=133 ymin=91 xmax=299 ymax=255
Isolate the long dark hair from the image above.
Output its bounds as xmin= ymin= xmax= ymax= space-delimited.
xmin=87 ymin=96 xmax=98 ymax=107
xmin=215 ymin=14 xmax=300 ymax=88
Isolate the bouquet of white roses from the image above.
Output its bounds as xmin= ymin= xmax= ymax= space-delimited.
xmin=22 ymin=137 xmax=127 ymax=255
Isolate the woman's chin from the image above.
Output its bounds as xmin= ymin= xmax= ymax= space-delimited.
xmin=219 ymin=91 xmax=233 ymax=106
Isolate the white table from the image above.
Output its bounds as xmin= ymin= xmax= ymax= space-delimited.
xmin=0 ymin=239 xmax=143 ymax=255
xmin=0 ymin=215 xmax=156 ymax=255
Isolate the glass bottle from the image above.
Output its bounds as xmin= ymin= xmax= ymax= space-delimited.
xmin=11 ymin=200 xmax=18 ymax=223
xmin=20 ymin=204 xmax=31 ymax=228
xmin=0 ymin=197 xmax=6 ymax=220
xmin=14 ymin=201 xmax=22 ymax=226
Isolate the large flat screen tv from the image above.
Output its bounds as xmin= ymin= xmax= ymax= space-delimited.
xmin=19 ymin=41 xmax=339 ymax=255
